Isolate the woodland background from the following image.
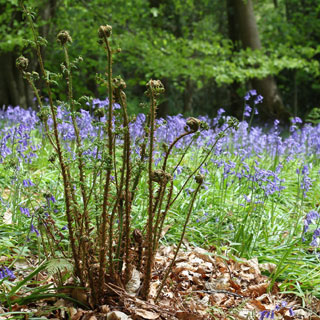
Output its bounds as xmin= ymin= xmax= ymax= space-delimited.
xmin=0 ymin=0 xmax=319 ymax=122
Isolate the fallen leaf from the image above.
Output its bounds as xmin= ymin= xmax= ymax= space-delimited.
xmin=3 ymin=209 xmax=12 ymax=224
xmin=67 ymin=307 xmax=77 ymax=318
xmin=160 ymin=225 xmax=171 ymax=238
xmin=71 ymin=310 xmax=85 ymax=320
xmin=192 ymin=247 xmax=215 ymax=265
xmin=250 ymin=299 xmax=266 ymax=311
xmin=100 ymin=305 xmax=110 ymax=313
xmin=135 ymin=309 xmax=159 ymax=319
xmin=126 ymin=268 xmax=141 ymax=295
xmin=175 ymin=311 xmax=200 ymax=320
xmin=247 ymin=283 xmax=269 ymax=297
xmin=259 ymin=262 xmax=277 ymax=273
xmin=107 ymin=311 xmax=129 ymax=320
xmin=71 ymin=288 xmax=88 ymax=305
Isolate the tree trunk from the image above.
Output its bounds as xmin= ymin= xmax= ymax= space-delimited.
xmin=156 ymin=78 xmax=169 ymax=118
xmin=0 ymin=0 xmax=57 ymax=109
xmin=226 ymin=0 xmax=243 ymax=119
xmin=0 ymin=52 xmax=34 ymax=108
xmin=233 ymin=0 xmax=291 ymax=121
xmin=182 ymin=78 xmax=194 ymax=114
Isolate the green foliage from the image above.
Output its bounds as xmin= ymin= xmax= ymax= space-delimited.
xmin=2 ymin=0 xmax=320 ymax=116
xmin=306 ymin=108 xmax=320 ymax=124
xmin=46 ymin=258 xmax=73 ymax=277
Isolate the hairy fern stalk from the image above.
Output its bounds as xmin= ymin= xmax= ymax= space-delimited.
xmin=18 ymin=5 xmax=238 ymax=306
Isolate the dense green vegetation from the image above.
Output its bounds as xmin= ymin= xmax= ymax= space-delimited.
xmin=1 ymin=0 xmax=320 ymax=119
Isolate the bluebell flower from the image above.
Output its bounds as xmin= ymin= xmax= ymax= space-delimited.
xmin=20 ymin=207 xmax=30 ymax=217
xmin=217 ymin=108 xmax=225 ymax=117
xmin=270 ymin=310 xmax=274 ymax=319
xmin=254 ymin=95 xmax=263 ymax=105
xmin=243 ymin=105 xmax=252 ymax=117
xmin=259 ymin=310 xmax=267 ymax=320
xmin=311 ymin=237 xmax=319 ymax=247
xmin=31 ymin=224 xmax=40 ymax=237
xmin=244 ymin=92 xmax=251 ymax=101
xmin=0 ymin=266 xmax=15 ymax=280
xmin=291 ymin=117 xmax=302 ymax=124
xmin=185 ymin=188 xmax=195 ymax=196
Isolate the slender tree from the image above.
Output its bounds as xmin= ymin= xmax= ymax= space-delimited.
xmin=229 ymin=0 xmax=291 ymax=121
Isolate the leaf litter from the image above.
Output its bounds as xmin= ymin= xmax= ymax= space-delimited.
xmin=0 ymin=246 xmax=319 ymax=319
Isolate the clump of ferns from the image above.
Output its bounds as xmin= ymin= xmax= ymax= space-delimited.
xmin=18 ymin=3 xmax=239 ymax=306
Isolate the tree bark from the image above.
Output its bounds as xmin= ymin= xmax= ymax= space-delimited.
xmin=232 ymin=0 xmax=291 ymax=121
xmin=156 ymin=78 xmax=169 ymax=118
xmin=182 ymin=78 xmax=194 ymax=114
xmin=0 ymin=0 xmax=57 ymax=109
xmin=0 ymin=52 xmax=34 ymax=108
xmin=226 ymin=0 xmax=243 ymax=119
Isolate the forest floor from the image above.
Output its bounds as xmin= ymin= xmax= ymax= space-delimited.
xmin=1 ymin=245 xmax=320 ymax=320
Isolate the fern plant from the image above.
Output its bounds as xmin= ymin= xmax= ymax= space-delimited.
xmin=17 ymin=2 xmax=239 ymax=306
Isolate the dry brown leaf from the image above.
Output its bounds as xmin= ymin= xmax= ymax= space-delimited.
xmin=237 ymin=309 xmax=255 ymax=319
xmin=67 ymin=307 xmax=78 ymax=318
xmin=125 ymin=268 xmax=141 ymax=295
xmin=238 ymin=269 xmax=255 ymax=282
xmin=191 ymin=273 xmax=202 ymax=285
xmin=71 ymin=288 xmax=88 ymax=305
xmin=207 ymin=273 xmax=230 ymax=290
xmin=100 ymin=305 xmax=110 ymax=313
xmin=149 ymin=280 xmax=160 ymax=298
xmin=3 ymin=209 xmax=12 ymax=224
xmin=135 ymin=309 xmax=159 ymax=319
xmin=160 ymin=225 xmax=171 ymax=238
xmin=71 ymin=310 xmax=85 ymax=320
xmin=247 ymin=283 xmax=269 ymax=297
xmin=209 ymin=293 xmax=226 ymax=305
xmin=107 ymin=311 xmax=129 ymax=320
xmin=259 ymin=262 xmax=277 ymax=273
xmin=175 ymin=311 xmax=200 ymax=320
xmin=222 ymin=297 xmax=235 ymax=308
xmin=192 ymin=247 xmax=215 ymax=265
xmin=250 ymin=299 xmax=267 ymax=311
xmin=229 ymin=279 xmax=241 ymax=291
xmin=173 ymin=263 xmax=193 ymax=274
xmin=246 ymin=258 xmax=261 ymax=276
xmin=289 ymin=308 xmax=310 ymax=317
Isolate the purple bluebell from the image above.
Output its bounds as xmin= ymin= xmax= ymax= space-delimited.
xmin=0 ymin=266 xmax=15 ymax=280
xmin=20 ymin=207 xmax=30 ymax=217
xmin=259 ymin=310 xmax=267 ymax=320
xmin=30 ymin=223 xmax=40 ymax=237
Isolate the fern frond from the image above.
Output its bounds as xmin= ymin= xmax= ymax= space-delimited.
xmin=46 ymin=258 xmax=73 ymax=276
